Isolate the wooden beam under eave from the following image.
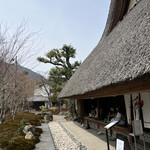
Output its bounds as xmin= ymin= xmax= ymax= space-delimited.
xmin=68 ymin=73 xmax=150 ymax=100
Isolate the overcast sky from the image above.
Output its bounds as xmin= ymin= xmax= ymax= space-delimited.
xmin=0 ymin=0 xmax=110 ymax=76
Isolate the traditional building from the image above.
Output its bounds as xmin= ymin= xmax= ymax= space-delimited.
xmin=59 ymin=0 xmax=150 ymax=147
xmin=29 ymin=84 xmax=51 ymax=110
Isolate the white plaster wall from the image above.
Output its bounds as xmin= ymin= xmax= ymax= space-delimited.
xmin=141 ymin=92 xmax=150 ymax=128
xmin=124 ymin=92 xmax=150 ymax=128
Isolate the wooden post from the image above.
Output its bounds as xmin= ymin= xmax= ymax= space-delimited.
xmin=97 ymin=99 xmax=100 ymax=120
xmin=138 ymin=93 xmax=144 ymax=128
xmin=130 ymin=94 xmax=134 ymax=122
xmin=129 ymin=94 xmax=134 ymax=144
xmin=77 ymin=99 xmax=84 ymax=123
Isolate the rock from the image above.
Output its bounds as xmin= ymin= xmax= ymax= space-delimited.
xmin=25 ymin=131 xmax=35 ymax=140
xmin=62 ymin=104 xmax=66 ymax=109
xmin=44 ymin=114 xmax=53 ymax=122
xmin=59 ymin=112 xmax=65 ymax=116
xmin=35 ymin=112 xmax=41 ymax=115
xmin=23 ymin=125 xmax=35 ymax=134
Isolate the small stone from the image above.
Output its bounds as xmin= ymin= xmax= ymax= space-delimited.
xmin=23 ymin=125 xmax=35 ymax=134
xmin=59 ymin=112 xmax=65 ymax=116
xmin=44 ymin=114 xmax=53 ymax=121
xmin=25 ymin=131 xmax=35 ymax=140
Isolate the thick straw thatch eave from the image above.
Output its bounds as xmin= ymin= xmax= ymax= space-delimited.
xmin=65 ymin=74 xmax=150 ymax=99
xmin=59 ymin=0 xmax=150 ymax=99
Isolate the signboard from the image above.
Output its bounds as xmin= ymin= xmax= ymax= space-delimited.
xmin=104 ymin=120 xmax=119 ymax=130
xmin=133 ymin=120 xmax=143 ymax=136
xmin=104 ymin=120 xmax=120 ymax=150
xmin=116 ymin=139 xmax=124 ymax=150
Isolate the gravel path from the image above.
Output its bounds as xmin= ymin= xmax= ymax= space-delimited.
xmin=34 ymin=115 xmax=84 ymax=150
xmin=49 ymin=122 xmax=80 ymax=150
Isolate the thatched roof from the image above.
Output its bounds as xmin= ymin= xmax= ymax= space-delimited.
xmin=59 ymin=0 xmax=150 ymax=99
xmin=28 ymin=96 xmax=49 ymax=102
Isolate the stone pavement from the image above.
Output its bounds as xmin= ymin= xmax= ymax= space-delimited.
xmin=35 ymin=115 xmax=116 ymax=150
xmin=61 ymin=121 xmax=115 ymax=150
xmin=52 ymin=115 xmax=66 ymax=122
xmin=50 ymin=115 xmax=115 ymax=150
xmin=34 ymin=123 xmax=55 ymax=150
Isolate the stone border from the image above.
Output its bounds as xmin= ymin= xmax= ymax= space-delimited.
xmin=47 ymin=123 xmax=57 ymax=149
xmin=58 ymin=122 xmax=87 ymax=150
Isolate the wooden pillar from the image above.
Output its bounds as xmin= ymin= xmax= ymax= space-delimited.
xmin=139 ymin=93 xmax=144 ymax=128
xmin=129 ymin=94 xmax=134 ymax=144
xmin=97 ymin=99 xmax=100 ymax=120
xmin=130 ymin=94 xmax=134 ymax=121
xmin=97 ymin=99 xmax=100 ymax=129
xmin=77 ymin=99 xmax=84 ymax=123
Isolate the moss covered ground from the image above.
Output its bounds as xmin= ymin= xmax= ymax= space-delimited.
xmin=0 ymin=112 xmax=43 ymax=150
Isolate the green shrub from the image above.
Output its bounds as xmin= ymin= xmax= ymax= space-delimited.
xmin=39 ymin=105 xmax=45 ymax=112
xmin=40 ymin=120 xmax=45 ymax=123
xmin=18 ymin=119 xmax=29 ymax=131
xmin=0 ymin=112 xmax=42 ymax=150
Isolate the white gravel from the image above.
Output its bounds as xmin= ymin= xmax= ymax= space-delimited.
xmin=49 ymin=122 xmax=80 ymax=150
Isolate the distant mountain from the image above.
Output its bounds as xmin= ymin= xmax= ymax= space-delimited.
xmin=18 ymin=65 xmax=42 ymax=80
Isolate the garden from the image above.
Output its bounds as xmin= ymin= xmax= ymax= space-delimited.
xmin=0 ymin=112 xmax=43 ymax=150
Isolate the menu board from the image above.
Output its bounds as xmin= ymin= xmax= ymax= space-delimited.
xmin=104 ymin=120 xmax=119 ymax=130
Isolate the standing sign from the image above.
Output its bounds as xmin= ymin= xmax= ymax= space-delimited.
xmin=104 ymin=120 xmax=119 ymax=150
xmin=104 ymin=120 xmax=119 ymax=129
xmin=116 ymin=139 xmax=124 ymax=150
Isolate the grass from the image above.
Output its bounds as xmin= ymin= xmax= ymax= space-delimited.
xmin=0 ymin=112 xmax=43 ymax=150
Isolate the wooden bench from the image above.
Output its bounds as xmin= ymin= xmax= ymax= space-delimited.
xmin=84 ymin=117 xmax=130 ymax=135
